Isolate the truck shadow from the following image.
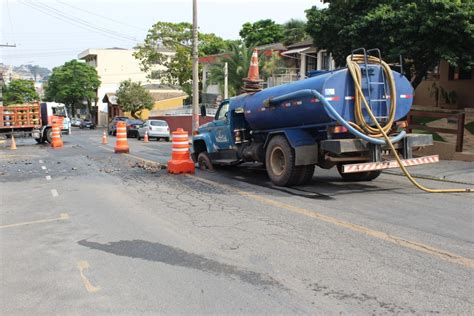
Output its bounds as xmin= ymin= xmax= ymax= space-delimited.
xmin=213 ymin=164 xmax=394 ymax=199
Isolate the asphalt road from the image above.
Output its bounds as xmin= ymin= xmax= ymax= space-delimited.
xmin=1 ymin=129 xmax=473 ymax=314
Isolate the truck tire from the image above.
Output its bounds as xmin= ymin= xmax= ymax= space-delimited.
xmin=265 ymin=135 xmax=304 ymax=186
xmin=197 ymin=152 xmax=214 ymax=171
xmin=297 ymin=165 xmax=315 ymax=185
xmin=45 ymin=128 xmax=53 ymax=143
xmin=337 ymin=164 xmax=381 ymax=182
xmin=35 ymin=138 xmax=44 ymax=144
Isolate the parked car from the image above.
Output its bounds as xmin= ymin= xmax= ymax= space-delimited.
xmin=125 ymin=119 xmax=144 ymax=138
xmin=108 ymin=116 xmax=129 ymax=136
xmin=108 ymin=117 xmax=143 ymax=138
xmin=71 ymin=118 xmax=83 ymax=127
xmin=79 ymin=119 xmax=95 ymax=129
xmin=137 ymin=120 xmax=170 ymax=141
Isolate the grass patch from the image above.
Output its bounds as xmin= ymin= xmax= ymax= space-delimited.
xmin=411 ymin=116 xmax=438 ymax=125
xmin=465 ymin=121 xmax=474 ymax=135
xmin=412 ymin=129 xmax=445 ymax=142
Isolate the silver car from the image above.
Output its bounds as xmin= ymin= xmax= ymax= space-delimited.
xmin=137 ymin=120 xmax=170 ymax=141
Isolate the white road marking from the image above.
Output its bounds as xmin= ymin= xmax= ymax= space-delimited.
xmin=41 ymin=166 xmax=46 ymax=170
xmin=51 ymin=189 xmax=59 ymax=197
xmin=39 ymin=160 xmax=43 ymax=164
xmin=46 ymin=175 xmax=51 ymax=180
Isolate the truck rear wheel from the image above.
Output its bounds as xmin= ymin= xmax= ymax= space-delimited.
xmin=197 ymin=152 xmax=214 ymax=171
xmin=337 ymin=164 xmax=381 ymax=181
xmin=265 ymin=135 xmax=303 ymax=186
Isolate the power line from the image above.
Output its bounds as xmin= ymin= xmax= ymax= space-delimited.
xmin=19 ymin=0 xmax=138 ymax=43
xmin=26 ymin=1 xmax=138 ymax=42
xmin=56 ymin=0 xmax=147 ymax=32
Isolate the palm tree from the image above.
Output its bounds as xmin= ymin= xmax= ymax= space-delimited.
xmin=283 ymin=19 xmax=308 ymax=45
xmin=207 ymin=43 xmax=283 ymax=97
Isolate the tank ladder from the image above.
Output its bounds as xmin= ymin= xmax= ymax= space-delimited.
xmin=351 ymin=48 xmax=390 ymax=125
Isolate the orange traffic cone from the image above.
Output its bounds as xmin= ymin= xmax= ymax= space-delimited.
xmin=102 ymin=130 xmax=108 ymax=144
xmin=144 ymin=130 xmax=149 ymax=143
xmin=167 ymin=128 xmax=195 ymax=174
xmin=51 ymin=123 xmax=64 ymax=148
xmin=10 ymin=135 xmax=17 ymax=150
xmin=242 ymin=48 xmax=263 ymax=93
xmin=246 ymin=48 xmax=260 ymax=82
xmin=114 ymin=121 xmax=129 ymax=153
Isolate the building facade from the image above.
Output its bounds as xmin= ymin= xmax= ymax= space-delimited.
xmin=78 ymin=47 xmax=174 ymax=126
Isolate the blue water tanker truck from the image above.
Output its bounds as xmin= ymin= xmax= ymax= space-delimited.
xmin=192 ymin=50 xmax=436 ymax=186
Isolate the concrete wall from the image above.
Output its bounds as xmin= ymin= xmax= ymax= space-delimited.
xmin=414 ymin=60 xmax=474 ymax=109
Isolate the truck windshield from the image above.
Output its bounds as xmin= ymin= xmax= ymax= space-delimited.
xmin=52 ymin=107 xmax=66 ymax=117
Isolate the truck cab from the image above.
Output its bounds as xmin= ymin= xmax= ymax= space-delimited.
xmin=41 ymin=102 xmax=71 ymax=135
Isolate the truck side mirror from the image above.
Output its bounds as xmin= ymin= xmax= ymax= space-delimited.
xmin=200 ymin=105 xmax=206 ymax=117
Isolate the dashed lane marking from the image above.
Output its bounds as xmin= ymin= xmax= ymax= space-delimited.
xmin=39 ymin=160 xmax=44 ymax=164
xmin=46 ymin=175 xmax=51 ymax=180
xmin=51 ymin=189 xmax=59 ymax=197
xmin=0 ymin=213 xmax=69 ymax=229
xmin=41 ymin=166 xmax=47 ymax=170
xmin=77 ymin=261 xmax=101 ymax=293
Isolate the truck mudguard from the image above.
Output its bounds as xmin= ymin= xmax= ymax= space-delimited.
xmin=265 ymin=129 xmax=318 ymax=166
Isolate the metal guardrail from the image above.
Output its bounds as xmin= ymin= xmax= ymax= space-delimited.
xmin=407 ymin=110 xmax=465 ymax=152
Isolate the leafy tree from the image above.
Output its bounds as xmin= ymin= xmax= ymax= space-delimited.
xmin=45 ymin=60 xmax=101 ymax=115
xmin=239 ymin=19 xmax=284 ymax=47
xmin=134 ymin=22 xmax=229 ymax=98
xmin=3 ymin=79 xmax=39 ymax=105
xmin=208 ymin=42 xmax=281 ymax=97
xmin=306 ymin=0 xmax=474 ymax=88
xmin=115 ymin=79 xmax=154 ymax=119
xmin=199 ymin=33 xmax=231 ymax=56
xmin=282 ymin=19 xmax=308 ymax=46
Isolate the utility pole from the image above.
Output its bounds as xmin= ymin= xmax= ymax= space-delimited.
xmin=224 ymin=62 xmax=228 ymax=99
xmin=191 ymin=0 xmax=199 ymax=132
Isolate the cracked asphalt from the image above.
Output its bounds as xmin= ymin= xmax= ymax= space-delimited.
xmin=1 ymin=129 xmax=473 ymax=314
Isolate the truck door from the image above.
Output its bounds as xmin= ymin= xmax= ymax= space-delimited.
xmin=209 ymin=101 xmax=233 ymax=152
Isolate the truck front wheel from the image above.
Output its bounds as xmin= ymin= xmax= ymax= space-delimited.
xmin=265 ymin=135 xmax=303 ymax=186
xmin=337 ymin=164 xmax=381 ymax=181
xmin=45 ymin=128 xmax=53 ymax=143
xmin=197 ymin=152 xmax=214 ymax=171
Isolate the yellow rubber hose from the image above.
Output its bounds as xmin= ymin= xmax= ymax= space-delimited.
xmin=346 ymin=54 xmax=472 ymax=193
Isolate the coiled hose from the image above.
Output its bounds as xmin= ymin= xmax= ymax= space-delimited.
xmin=346 ymin=54 xmax=471 ymax=193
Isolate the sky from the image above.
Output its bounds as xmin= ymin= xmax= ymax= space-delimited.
xmin=1 ymin=0 xmax=326 ymax=69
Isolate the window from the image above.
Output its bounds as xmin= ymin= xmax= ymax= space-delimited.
xmin=448 ymin=65 xmax=473 ymax=80
xmin=150 ymin=120 xmax=167 ymax=126
xmin=216 ymin=102 xmax=229 ymax=120
xmin=306 ymin=53 xmax=317 ymax=72
xmin=321 ymin=51 xmax=331 ymax=70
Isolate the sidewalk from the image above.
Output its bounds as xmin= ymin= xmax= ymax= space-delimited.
xmin=384 ymin=160 xmax=474 ymax=185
